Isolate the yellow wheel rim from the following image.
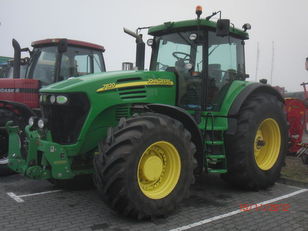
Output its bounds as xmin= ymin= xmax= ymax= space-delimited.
xmin=137 ymin=141 xmax=181 ymax=199
xmin=254 ymin=118 xmax=281 ymax=170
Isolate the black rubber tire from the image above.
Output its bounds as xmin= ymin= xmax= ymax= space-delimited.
xmin=93 ymin=113 xmax=196 ymax=219
xmin=48 ymin=174 xmax=94 ymax=190
xmin=0 ymin=109 xmax=23 ymax=176
xmin=222 ymin=93 xmax=287 ymax=190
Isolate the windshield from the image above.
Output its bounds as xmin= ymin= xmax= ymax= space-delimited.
xmin=150 ymin=31 xmax=204 ymax=72
xmin=27 ymin=46 xmax=105 ymax=86
xmin=28 ymin=46 xmax=57 ymax=86
xmin=59 ymin=46 xmax=105 ymax=81
xmin=150 ymin=31 xmax=205 ymax=109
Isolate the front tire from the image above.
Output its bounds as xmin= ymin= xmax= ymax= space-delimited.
xmin=222 ymin=93 xmax=287 ymax=190
xmin=93 ymin=113 xmax=195 ymax=219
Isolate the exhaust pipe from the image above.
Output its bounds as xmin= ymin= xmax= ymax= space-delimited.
xmin=12 ymin=39 xmax=21 ymax=79
xmin=124 ymin=28 xmax=145 ymax=71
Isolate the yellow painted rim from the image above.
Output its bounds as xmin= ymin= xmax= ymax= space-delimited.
xmin=254 ymin=118 xmax=281 ymax=170
xmin=137 ymin=141 xmax=181 ymax=199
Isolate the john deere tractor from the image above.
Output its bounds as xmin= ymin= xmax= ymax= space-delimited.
xmin=6 ymin=7 xmax=287 ymax=219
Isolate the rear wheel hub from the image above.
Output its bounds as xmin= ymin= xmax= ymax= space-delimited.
xmin=254 ymin=118 xmax=281 ymax=170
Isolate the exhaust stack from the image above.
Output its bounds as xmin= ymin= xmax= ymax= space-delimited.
xmin=12 ymin=39 xmax=21 ymax=79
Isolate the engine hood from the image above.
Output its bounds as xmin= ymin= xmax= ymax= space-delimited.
xmin=40 ymin=70 xmax=176 ymax=94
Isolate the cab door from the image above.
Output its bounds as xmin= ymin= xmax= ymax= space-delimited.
xmin=206 ymin=31 xmax=246 ymax=111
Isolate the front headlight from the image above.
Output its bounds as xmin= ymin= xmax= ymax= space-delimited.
xmin=40 ymin=94 xmax=47 ymax=103
xmin=37 ymin=119 xmax=47 ymax=129
xmin=50 ymin=95 xmax=56 ymax=104
xmin=56 ymin=95 xmax=68 ymax=104
xmin=28 ymin=116 xmax=37 ymax=127
xmin=40 ymin=94 xmax=69 ymax=105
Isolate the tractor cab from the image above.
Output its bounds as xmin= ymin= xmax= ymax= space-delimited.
xmin=150 ymin=31 xmax=247 ymax=111
xmin=22 ymin=39 xmax=106 ymax=86
xmin=147 ymin=12 xmax=249 ymax=112
xmin=126 ymin=7 xmax=249 ymax=112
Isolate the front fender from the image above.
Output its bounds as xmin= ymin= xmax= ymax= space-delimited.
xmin=146 ymin=103 xmax=203 ymax=174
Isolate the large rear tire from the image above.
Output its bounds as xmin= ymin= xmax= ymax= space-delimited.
xmin=93 ymin=113 xmax=195 ymax=219
xmin=0 ymin=109 xmax=24 ymax=176
xmin=222 ymin=93 xmax=287 ymax=190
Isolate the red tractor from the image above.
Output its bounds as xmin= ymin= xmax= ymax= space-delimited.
xmin=0 ymin=38 xmax=106 ymax=175
xmin=285 ymin=82 xmax=308 ymax=164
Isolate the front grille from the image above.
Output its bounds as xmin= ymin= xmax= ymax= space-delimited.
xmin=41 ymin=93 xmax=89 ymax=144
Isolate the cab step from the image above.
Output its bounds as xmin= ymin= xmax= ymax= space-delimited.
xmin=207 ymin=154 xmax=226 ymax=159
xmin=205 ymin=140 xmax=224 ymax=145
xmin=207 ymin=168 xmax=227 ymax=173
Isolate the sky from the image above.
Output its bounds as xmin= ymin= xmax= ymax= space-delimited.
xmin=1 ymin=0 xmax=307 ymax=92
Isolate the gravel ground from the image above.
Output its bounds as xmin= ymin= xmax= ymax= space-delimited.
xmin=280 ymin=155 xmax=308 ymax=186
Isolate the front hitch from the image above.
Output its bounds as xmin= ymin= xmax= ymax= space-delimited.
xmin=5 ymin=121 xmax=75 ymax=179
xmin=5 ymin=120 xmax=27 ymax=174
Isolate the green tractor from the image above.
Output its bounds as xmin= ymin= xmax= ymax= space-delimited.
xmin=6 ymin=7 xmax=287 ymax=219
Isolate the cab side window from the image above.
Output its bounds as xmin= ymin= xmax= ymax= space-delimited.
xmin=207 ymin=32 xmax=245 ymax=110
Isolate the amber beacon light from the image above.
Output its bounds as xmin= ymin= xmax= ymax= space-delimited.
xmin=196 ymin=5 xmax=203 ymax=19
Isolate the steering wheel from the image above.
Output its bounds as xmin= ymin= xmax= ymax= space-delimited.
xmin=172 ymin=52 xmax=192 ymax=62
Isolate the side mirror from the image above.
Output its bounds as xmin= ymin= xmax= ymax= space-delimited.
xmin=58 ymin=39 xmax=68 ymax=53
xmin=216 ymin=19 xmax=230 ymax=37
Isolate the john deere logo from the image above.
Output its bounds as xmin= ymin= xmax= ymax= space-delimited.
xmin=96 ymin=78 xmax=174 ymax=93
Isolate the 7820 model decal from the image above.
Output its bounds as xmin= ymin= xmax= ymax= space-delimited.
xmin=96 ymin=78 xmax=174 ymax=93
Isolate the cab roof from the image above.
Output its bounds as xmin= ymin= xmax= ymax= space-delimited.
xmin=148 ymin=19 xmax=249 ymax=39
xmin=31 ymin=38 xmax=105 ymax=52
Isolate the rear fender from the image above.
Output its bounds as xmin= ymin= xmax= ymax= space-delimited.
xmin=227 ymin=83 xmax=284 ymax=135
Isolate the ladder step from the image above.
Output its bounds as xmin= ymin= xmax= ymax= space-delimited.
xmin=207 ymin=155 xmax=226 ymax=159
xmin=205 ymin=140 xmax=224 ymax=145
xmin=208 ymin=169 xmax=227 ymax=173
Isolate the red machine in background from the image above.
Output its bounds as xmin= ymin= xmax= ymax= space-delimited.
xmin=285 ymin=98 xmax=305 ymax=152
xmin=285 ymin=82 xmax=308 ymax=164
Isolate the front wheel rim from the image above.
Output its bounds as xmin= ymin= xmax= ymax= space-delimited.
xmin=254 ymin=118 xmax=281 ymax=170
xmin=137 ymin=141 xmax=181 ymax=199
